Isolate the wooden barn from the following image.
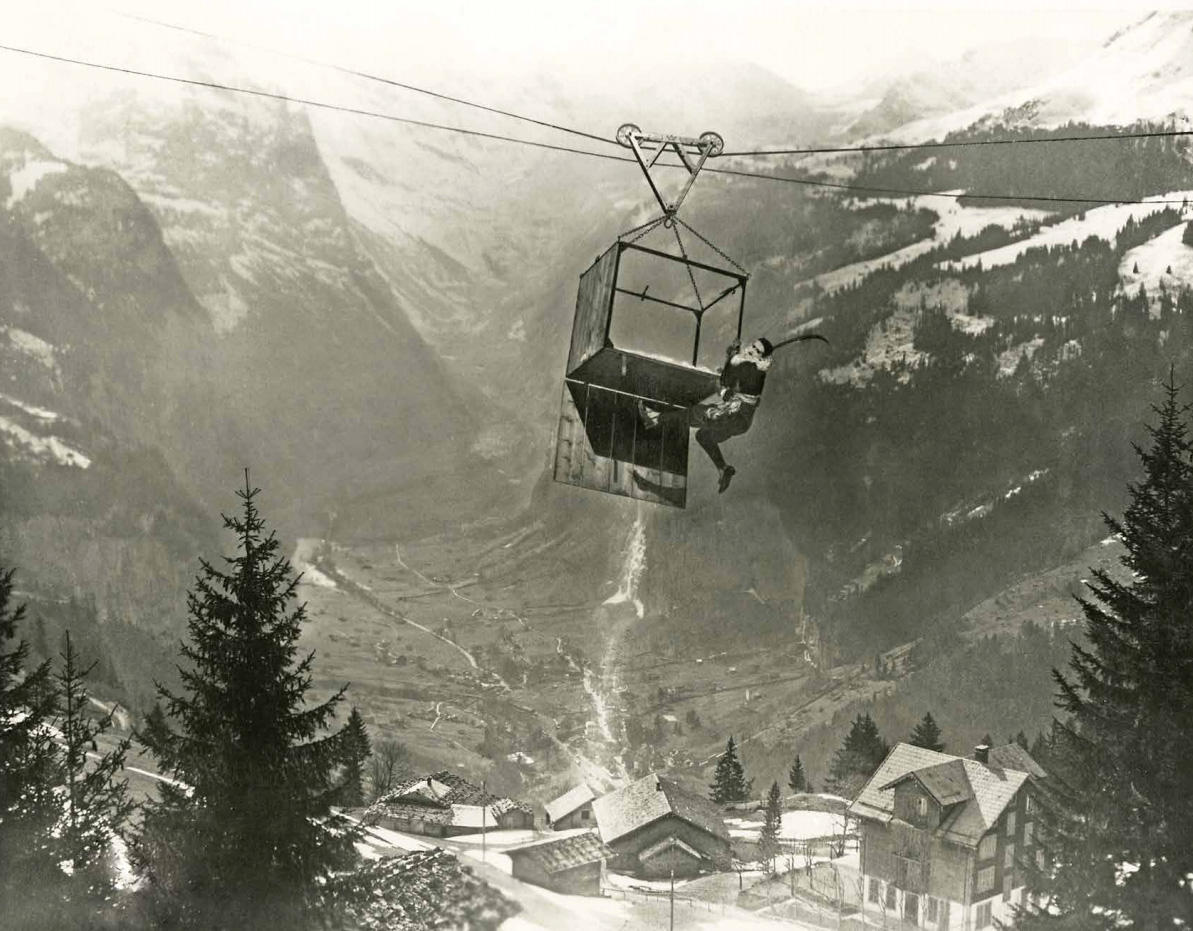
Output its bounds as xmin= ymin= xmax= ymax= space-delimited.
xmin=371 ymin=772 xmax=533 ymax=837
xmin=506 ymin=829 xmax=611 ymax=896
xmin=592 ymin=773 xmax=731 ymax=878
xmin=850 ymin=742 xmax=1046 ymax=930
xmin=545 ymin=784 xmax=597 ymax=831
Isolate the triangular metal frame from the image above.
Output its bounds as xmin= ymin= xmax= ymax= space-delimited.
xmin=616 ymin=124 xmax=724 ymax=218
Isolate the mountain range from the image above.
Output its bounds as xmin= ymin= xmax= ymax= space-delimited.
xmin=3 ymin=8 xmax=1193 ymax=794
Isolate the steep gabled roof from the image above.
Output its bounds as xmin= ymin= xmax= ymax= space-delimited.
xmin=546 ymin=784 xmax=597 ymax=823
xmin=988 ymin=742 xmax=1048 ymax=779
xmin=851 ymin=742 xmax=1039 ymax=847
xmin=592 ymin=773 xmax=729 ymax=845
xmin=506 ymin=830 xmax=611 ymax=874
xmin=883 ymin=759 xmax=973 ymax=807
xmin=382 ymin=772 xmax=532 ymax=816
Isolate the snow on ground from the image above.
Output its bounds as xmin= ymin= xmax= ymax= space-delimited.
xmin=0 ymin=416 xmax=89 ymax=468
xmin=0 ymin=392 xmax=60 ymax=422
xmin=2 ymin=326 xmax=57 ymax=369
xmin=1118 ymin=222 xmax=1193 ymax=301
xmin=998 ymin=336 xmax=1045 ymax=377
xmin=449 ymin=829 xmax=539 ymax=848
xmin=810 ymin=195 xmax=1054 ymax=294
xmin=941 ymin=193 xmax=1193 ymax=273
xmin=820 ymin=306 xmax=922 ymax=385
xmin=6 ymin=159 xmax=68 ymax=209
xmin=297 ymin=563 xmax=337 ymax=588
xmin=461 ymin=848 xmax=513 ymax=875
xmin=726 ymin=810 xmax=847 ymax=841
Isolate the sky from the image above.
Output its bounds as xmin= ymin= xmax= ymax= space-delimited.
xmin=12 ymin=0 xmax=1171 ymax=95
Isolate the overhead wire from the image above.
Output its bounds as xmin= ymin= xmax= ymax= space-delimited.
xmin=3 ymin=42 xmax=1192 ymax=208
xmin=107 ymin=6 xmax=619 ymax=147
xmin=720 ymin=127 xmax=1193 ymax=158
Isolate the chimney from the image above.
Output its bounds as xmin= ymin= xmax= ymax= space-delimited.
xmin=655 ymin=776 xmax=664 ymax=792
xmin=974 ymin=745 xmax=990 ymax=765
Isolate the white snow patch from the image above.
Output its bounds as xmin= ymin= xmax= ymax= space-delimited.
xmin=0 ymin=393 xmax=59 ymax=423
xmin=998 ymin=336 xmax=1045 ymax=377
xmin=0 ymin=416 xmax=89 ymax=468
xmin=820 ymin=306 xmax=923 ymax=386
xmin=6 ymin=160 xmax=67 ymax=209
xmin=297 ymin=563 xmax=337 ymax=589
xmin=2 ymin=327 xmax=56 ymax=369
xmin=942 ymin=193 xmax=1193 ymax=273
xmin=1118 ymin=222 xmax=1193 ymax=305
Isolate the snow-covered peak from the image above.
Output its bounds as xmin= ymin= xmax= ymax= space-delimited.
xmin=882 ymin=12 xmax=1193 ymax=142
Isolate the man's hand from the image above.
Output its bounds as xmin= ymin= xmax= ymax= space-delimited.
xmin=726 ymin=339 xmax=741 ymax=356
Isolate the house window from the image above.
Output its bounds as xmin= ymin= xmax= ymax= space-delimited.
xmin=978 ymin=834 xmax=997 ymax=861
xmin=1006 ymin=811 xmax=1017 ymax=835
xmin=1025 ymin=794 xmax=1036 ymax=815
xmin=1004 ymin=843 xmax=1015 ymax=869
xmin=926 ymin=897 xmax=938 ymax=924
xmin=869 ymin=877 xmax=881 ymax=904
xmin=581 ymin=809 xmax=590 ymax=821
xmin=977 ymin=900 xmax=993 ymax=928
xmin=885 ymin=882 xmax=897 ymax=910
xmin=904 ymin=892 xmax=919 ymax=924
xmin=917 ymin=796 xmax=928 ymax=817
xmin=1024 ymin=821 xmax=1034 ymax=846
xmin=977 ymin=866 xmax=996 ymax=892
xmin=1036 ymin=849 xmax=1045 ymax=870
xmin=940 ymin=899 xmax=951 ymax=927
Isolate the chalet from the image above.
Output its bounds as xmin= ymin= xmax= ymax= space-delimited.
xmin=371 ymin=771 xmax=534 ymax=837
xmin=506 ymin=829 xmax=612 ymax=896
xmin=592 ymin=773 xmax=731 ymax=878
xmin=849 ymin=742 xmax=1046 ymax=930
xmin=545 ymin=784 xmax=597 ymax=831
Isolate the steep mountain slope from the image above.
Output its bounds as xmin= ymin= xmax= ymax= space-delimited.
xmin=885 ymin=12 xmax=1193 ymax=141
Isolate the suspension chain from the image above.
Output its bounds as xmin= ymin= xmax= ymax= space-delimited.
xmin=671 ymin=222 xmax=704 ymax=312
xmin=674 ymin=216 xmax=748 ymax=275
xmin=617 ymin=213 xmax=667 ymax=243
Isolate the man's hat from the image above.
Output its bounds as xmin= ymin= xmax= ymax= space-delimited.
xmin=757 ymin=337 xmax=774 ymax=356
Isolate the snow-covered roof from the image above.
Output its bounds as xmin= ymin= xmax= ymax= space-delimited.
xmin=545 ymin=784 xmax=596 ymax=823
xmin=851 ymin=742 xmax=1041 ymax=847
xmin=592 ymin=773 xmax=729 ymax=845
xmin=506 ymin=829 xmax=611 ymax=874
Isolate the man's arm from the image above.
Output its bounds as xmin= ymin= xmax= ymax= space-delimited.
xmin=718 ymin=339 xmax=741 ymax=394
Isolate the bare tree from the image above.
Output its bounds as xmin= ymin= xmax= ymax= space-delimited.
xmin=368 ymin=738 xmax=412 ymax=802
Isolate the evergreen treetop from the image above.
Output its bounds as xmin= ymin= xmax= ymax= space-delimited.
xmin=135 ymin=475 xmax=358 ymax=929
xmin=709 ymin=736 xmax=752 ymax=804
xmin=909 ymin=711 xmax=945 ymax=752
xmin=759 ymin=781 xmax=783 ymax=870
xmin=824 ymin=713 xmax=889 ymax=799
xmin=787 ymin=754 xmax=808 ymax=793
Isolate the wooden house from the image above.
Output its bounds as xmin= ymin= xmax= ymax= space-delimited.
xmin=545 ymin=784 xmax=597 ymax=831
xmin=849 ymin=742 xmax=1046 ymax=929
xmin=592 ymin=773 xmax=731 ymax=878
xmin=371 ymin=771 xmax=534 ymax=837
xmin=506 ymin=829 xmax=611 ymax=896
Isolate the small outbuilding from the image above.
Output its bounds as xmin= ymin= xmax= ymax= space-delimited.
xmin=545 ymin=784 xmax=597 ymax=831
xmin=593 ymin=773 xmax=731 ymax=878
xmin=506 ymin=829 xmax=611 ymax=896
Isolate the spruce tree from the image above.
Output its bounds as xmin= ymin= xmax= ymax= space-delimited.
xmin=709 ymin=736 xmax=752 ymax=804
xmin=759 ymin=781 xmax=783 ymax=870
xmin=824 ymin=713 xmax=889 ymax=799
xmin=55 ymin=633 xmax=134 ymax=886
xmin=0 ymin=567 xmax=59 ymax=925
xmin=1020 ymin=374 xmax=1193 ymax=929
xmin=909 ymin=711 xmax=945 ymax=752
xmin=339 ymin=707 xmax=371 ymax=808
xmin=787 ymin=754 xmax=808 ymax=794
xmin=134 ymin=475 xmax=358 ymax=929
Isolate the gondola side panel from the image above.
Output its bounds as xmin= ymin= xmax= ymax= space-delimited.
xmin=566 ymin=244 xmax=620 ymax=374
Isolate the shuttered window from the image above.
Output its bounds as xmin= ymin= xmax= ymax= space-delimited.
xmin=977 ymin=866 xmax=996 ymax=892
xmin=978 ymin=834 xmax=997 ymax=860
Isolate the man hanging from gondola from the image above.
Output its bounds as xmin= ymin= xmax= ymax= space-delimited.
xmin=636 ymin=337 xmax=770 ymax=493
xmin=637 ymin=333 xmax=827 ymax=493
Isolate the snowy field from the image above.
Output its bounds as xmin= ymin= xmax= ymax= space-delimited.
xmin=1118 ymin=221 xmax=1193 ymax=299
xmin=940 ymin=193 xmax=1193 ymax=272
xmin=726 ymin=809 xmax=848 ymax=841
xmin=811 ymin=194 xmax=1054 ymax=294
